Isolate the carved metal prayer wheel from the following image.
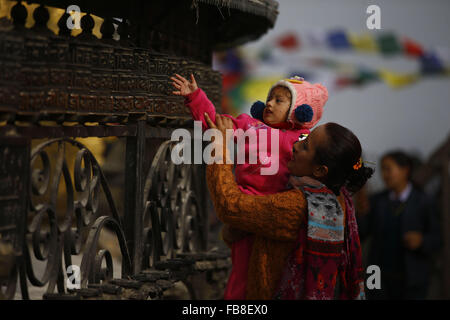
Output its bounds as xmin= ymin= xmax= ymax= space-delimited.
xmin=0 ymin=0 xmax=278 ymax=300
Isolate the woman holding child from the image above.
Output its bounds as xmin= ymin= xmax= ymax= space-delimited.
xmin=171 ymin=73 xmax=373 ymax=300
xmin=204 ymin=114 xmax=373 ymax=300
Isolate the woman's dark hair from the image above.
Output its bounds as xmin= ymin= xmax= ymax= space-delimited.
xmin=381 ymin=150 xmax=414 ymax=180
xmin=314 ymin=122 xmax=374 ymax=195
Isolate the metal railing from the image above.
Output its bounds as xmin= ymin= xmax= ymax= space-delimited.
xmin=0 ymin=0 xmax=237 ymax=300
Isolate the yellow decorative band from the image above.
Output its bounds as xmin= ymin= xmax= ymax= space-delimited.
xmin=286 ymin=79 xmax=303 ymax=84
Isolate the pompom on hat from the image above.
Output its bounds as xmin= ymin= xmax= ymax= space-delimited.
xmin=251 ymin=76 xmax=329 ymax=129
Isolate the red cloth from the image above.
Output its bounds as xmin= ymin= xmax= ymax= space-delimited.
xmin=224 ymin=236 xmax=254 ymax=299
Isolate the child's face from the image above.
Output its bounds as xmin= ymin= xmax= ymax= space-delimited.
xmin=288 ymin=124 xmax=328 ymax=180
xmin=263 ymin=86 xmax=291 ymax=125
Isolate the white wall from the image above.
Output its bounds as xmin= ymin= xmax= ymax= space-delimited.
xmin=240 ymin=0 xmax=450 ymax=191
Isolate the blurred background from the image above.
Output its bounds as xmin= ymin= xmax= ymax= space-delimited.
xmin=213 ymin=0 xmax=450 ymax=192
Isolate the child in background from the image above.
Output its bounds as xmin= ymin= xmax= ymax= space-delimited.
xmin=171 ymin=73 xmax=328 ymax=299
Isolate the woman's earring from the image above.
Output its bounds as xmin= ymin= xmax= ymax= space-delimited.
xmin=298 ymin=133 xmax=308 ymax=141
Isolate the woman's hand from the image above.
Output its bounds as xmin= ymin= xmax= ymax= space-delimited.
xmin=204 ymin=113 xmax=233 ymax=137
xmin=204 ymin=113 xmax=233 ymax=163
xmin=170 ymin=73 xmax=198 ymax=97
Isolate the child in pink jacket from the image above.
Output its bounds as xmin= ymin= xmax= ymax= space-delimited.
xmin=171 ymin=73 xmax=328 ymax=299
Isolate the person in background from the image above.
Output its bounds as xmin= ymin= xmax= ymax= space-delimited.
xmin=357 ymin=150 xmax=441 ymax=299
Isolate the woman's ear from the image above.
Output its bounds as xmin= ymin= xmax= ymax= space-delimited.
xmin=313 ymin=164 xmax=328 ymax=179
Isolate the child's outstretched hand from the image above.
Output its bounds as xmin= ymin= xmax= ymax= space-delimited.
xmin=170 ymin=73 xmax=198 ymax=97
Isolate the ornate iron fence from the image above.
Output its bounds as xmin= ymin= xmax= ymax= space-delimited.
xmin=0 ymin=0 xmax=280 ymax=299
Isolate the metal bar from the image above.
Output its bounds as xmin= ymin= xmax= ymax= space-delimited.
xmin=0 ymin=124 xmax=137 ymax=139
xmin=123 ymin=120 xmax=146 ymax=275
xmin=0 ymin=124 xmax=186 ymax=139
xmin=0 ymin=137 xmax=30 ymax=299
xmin=442 ymin=153 xmax=450 ymax=298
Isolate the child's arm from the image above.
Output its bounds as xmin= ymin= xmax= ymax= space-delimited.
xmin=171 ymin=73 xmax=218 ymax=130
xmin=171 ymin=74 xmax=248 ymax=131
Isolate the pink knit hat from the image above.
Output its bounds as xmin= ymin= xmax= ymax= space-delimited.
xmin=267 ymin=76 xmax=329 ymax=129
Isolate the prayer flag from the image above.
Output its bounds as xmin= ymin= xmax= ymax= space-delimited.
xmin=420 ymin=52 xmax=444 ymax=74
xmin=377 ymin=33 xmax=402 ymax=55
xmin=305 ymin=30 xmax=328 ymax=47
xmin=327 ymin=30 xmax=351 ymax=50
xmin=276 ymin=32 xmax=300 ymax=51
xmin=402 ymin=38 xmax=424 ymax=57
xmin=377 ymin=69 xmax=419 ymax=88
xmin=348 ymin=33 xmax=378 ymax=53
